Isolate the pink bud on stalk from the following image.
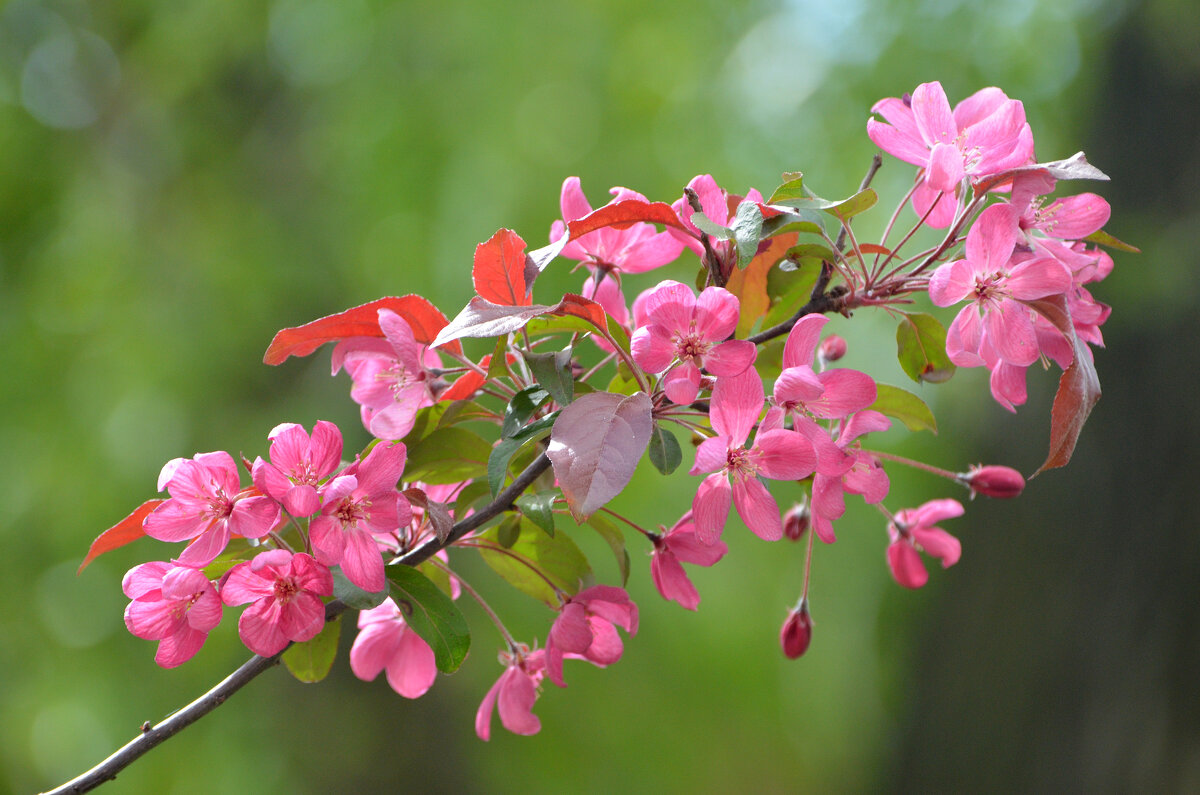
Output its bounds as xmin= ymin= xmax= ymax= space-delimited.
xmin=818 ymin=334 xmax=847 ymax=365
xmin=783 ymin=502 xmax=811 ymax=542
xmin=959 ymin=465 xmax=1025 ymax=499
xmin=780 ymin=600 xmax=813 ymax=659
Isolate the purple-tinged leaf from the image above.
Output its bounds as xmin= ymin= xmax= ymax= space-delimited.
xmin=432 ymin=298 xmax=556 ymax=348
xmin=974 ymin=152 xmax=1110 ymax=195
xmin=403 ymin=487 xmax=454 ymax=543
xmin=1027 ymin=295 xmax=1102 ymax=476
xmin=546 ymin=391 xmax=653 ymax=520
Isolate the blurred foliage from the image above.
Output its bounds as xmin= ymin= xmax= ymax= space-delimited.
xmin=2 ymin=0 xmax=1181 ymax=792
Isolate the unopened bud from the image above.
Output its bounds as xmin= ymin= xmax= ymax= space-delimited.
xmin=780 ymin=602 xmax=813 ymax=659
xmin=818 ymin=335 xmax=847 ymax=365
xmin=960 ymin=465 xmax=1025 ymax=499
xmin=783 ymin=502 xmax=810 ymax=541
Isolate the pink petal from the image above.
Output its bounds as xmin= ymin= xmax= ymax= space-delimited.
xmin=887 ymin=542 xmax=928 ymax=589
xmin=187 ymin=588 xmax=224 ymax=632
xmin=709 ymin=367 xmax=763 ymax=445
xmin=665 ymin=528 xmax=728 ymax=567
xmin=844 ymin=455 xmax=890 ymax=503
xmin=143 ymin=501 xmax=204 ymax=543
xmin=550 ymin=603 xmax=594 ymax=654
xmin=617 ymin=231 xmax=686 ymax=273
xmin=692 ymin=472 xmax=732 ymax=545
xmin=911 ymin=82 xmax=956 ymax=147
xmin=173 ymin=524 xmax=230 ymax=568
xmin=559 ymin=176 xmax=593 ymax=223
xmin=282 ymin=484 xmax=320 ymax=517
xmin=773 ymin=366 xmax=824 ymax=407
xmin=218 ymin=563 xmax=271 ymax=606
xmin=339 ymin=528 xmax=386 ymax=593
xmin=732 ymin=476 xmax=783 ymax=541
xmin=356 ymin=441 xmax=407 ymax=495
xmin=279 ymin=591 xmax=327 ymax=643
xmin=154 ymin=625 xmax=208 ymax=668
xmin=952 ymin=87 xmax=1007 ymax=130
xmin=705 ymin=340 xmax=756 ymax=378
xmin=377 ymin=310 xmax=423 ymax=370
xmin=866 ymin=117 xmax=929 ymax=167
xmin=640 ymin=280 xmax=696 ymax=335
xmin=309 ymin=516 xmax=347 ymax=568
xmin=926 ymin=141 xmax=964 ymax=193
xmin=966 ymin=204 xmax=1018 ymax=272
xmin=1039 ymin=193 xmax=1110 ymax=240
xmin=583 ymin=617 xmax=624 ymax=665
xmin=497 ymin=668 xmax=541 ymax=736
xmin=927 ymin=259 xmax=975 ymax=307
xmin=384 ymin=630 xmax=437 ymax=698
xmin=238 ymin=598 xmax=290 ymax=656
xmin=984 ymin=299 xmax=1039 ymax=366
xmin=631 ymin=325 xmax=678 ymax=374
xmin=793 ymin=417 xmax=854 ymax=477
xmin=122 ymin=561 xmax=170 ymax=600
xmin=651 ymin=551 xmax=701 ymax=610
xmin=839 ymin=409 xmax=891 ymax=444
xmin=475 ymin=675 xmax=503 ymax=741
xmin=781 ymin=314 xmax=828 ymax=369
xmin=911 ymin=498 xmax=965 ymax=526
xmin=125 ymin=599 xmax=184 ymax=640
xmin=911 ymin=527 xmax=962 ymax=567
xmin=811 ymin=472 xmax=847 ymax=525
xmin=228 ymin=496 xmax=280 ymax=539
xmin=810 ymin=369 xmax=877 ymax=419
xmin=692 ymin=287 xmax=740 ymax=341
xmin=946 ymin=305 xmax=984 ymax=363
xmin=911 ymin=181 xmax=956 ymax=229
xmin=159 ymin=567 xmax=212 ymax=600
xmin=350 ymin=622 xmax=402 ymax=681
xmin=309 ymin=421 xmax=344 ymax=477
xmin=752 ymin=429 xmax=816 ymax=481
xmin=1006 ymin=257 xmax=1072 ymax=300
xmin=662 ymin=364 xmax=701 ymax=405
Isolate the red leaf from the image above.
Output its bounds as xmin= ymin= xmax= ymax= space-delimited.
xmin=1028 ymin=296 xmax=1102 ymax=477
xmin=859 ymin=243 xmax=892 ymax=255
xmin=473 ymin=229 xmax=531 ymax=307
xmin=78 ymin=499 xmax=163 ymax=574
xmin=567 ymin=199 xmax=688 ymax=239
xmin=549 ymin=293 xmax=608 ymax=333
xmin=264 ymin=295 xmax=457 ymax=365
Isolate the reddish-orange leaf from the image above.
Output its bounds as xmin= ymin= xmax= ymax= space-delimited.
xmin=567 ymin=199 xmax=688 ymax=239
xmin=550 ymin=293 xmax=608 ymax=332
xmin=858 ymin=243 xmax=892 ymax=255
xmin=263 ymin=295 xmax=457 ymax=365
xmin=78 ymin=499 xmax=163 ymax=574
xmin=727 ymin=232 xmax=797 ymax=338
xmin=473 ymin=229 xmax=531 ymax=307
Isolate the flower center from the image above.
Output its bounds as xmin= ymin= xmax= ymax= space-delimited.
xmin=674 ymin=330 xmax=711 ymax=365
xmin=336 ymin=496 xmax=370 ymax=529
xmin=273 ymin=576 xmax=298 ymax=604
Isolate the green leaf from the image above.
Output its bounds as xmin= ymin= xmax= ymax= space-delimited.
xmin=515 ymin=490 xmax=557 ymax=536
xmin=763 ymin=261 xmax=821 ymax=329
xmin=1083 ymin=228 xmax=1140 ymax=253
xmin=523 ymin=348 xmax=574 ymax=406
xmin=486 ymin=335 xmax=510 ymax=380
xmin=896 ymin=312 xmax=957 ymax=384
xmin=784 ymin=243 xmax=836 ymax=264
xmin=767 ymin=173 xmax=805 ymax=204
xmin=606 ymin=360 xmax=640 ymax=396
xmin=404 ymin=426 xmax=492 ymax=484
xmin=497 ymin=513 xmax=522 ymax=547
xmin=282 ymin=615 xmax=341 ymax=684
xmin=584 ymin=513 xmax=630 ymax=586
xmin=478 ymin=518 xmax=592 ymax=607
xmin=759 ymin=209 xmax=825 ymax=239
xmin=827 ymin=188 xmax=877 ymax=220
xmin=526 ymin=314 xmax=598 ymax=338
xmin=487 ymin=413 xmax=557 ymax=496
xmin=731 ymin=200 xmax=764 ymax=267
xmin=331 ymin=567 xmax=388 ymax=610
xmin=388 ymin=566 xmax=471 ymax=673
xmin=453 ymin=479 xmax=492 ymax=520
xmin=870 ymin=383 xmax=938 ymax=433
xmin=648 ymin=421 xmax=682 ymax=475
xmin=689 ymin=210 xmax=733 ymax=240
xmin=502 ymin=386 xmax=551 ymax=438
xmin=417 ymin=560 xmax=455 ymax=599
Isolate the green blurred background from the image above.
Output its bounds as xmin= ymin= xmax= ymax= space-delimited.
xmin=3 ymin=0 xmax=1195 ymax=791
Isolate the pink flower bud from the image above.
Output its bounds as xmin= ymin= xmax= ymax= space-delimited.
xmin=818 ymin=334 xmax=847 ymax=364
xmin=780 ymin=602 xmax=813 ymax=659
xmin=783 ymin=502 xmax=810 ymax=542
xmin=961 ymin=465 xmax=1025 ymax=499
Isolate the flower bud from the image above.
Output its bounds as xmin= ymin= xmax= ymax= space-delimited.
xmin=780 ymin=602 xmax=813 ymax=659
xmin=818 ymin=335 xmax=847 ymax=365
xmin=782 ymin=502 xmax=810 ymax=541
xmin=961 ymin=465 xmax=1025 ymax=499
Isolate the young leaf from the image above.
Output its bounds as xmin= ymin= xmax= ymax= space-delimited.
xmin=78 ymin=499 xmax=163 ymax=574
xmin=1084 ymin=228 xmax=1141 ymax=254
xmin=546 ymin=391 xmax=654 ymax=520
xmin=502 ymin=386 xmax=551 ymax=438
xmin=264 ymin=295 xmax=456 ymax=364
xmin=523 ymin=349 xmax=574 ymax=407
xmin=403 ymin=487 xmax=454 ymax=543
xmin=827 ymin=188 xmax=877 ymax=221
xmin=731 ymin=200 xmax=764 ymax=267
xmin=515 ymin=491 xmax=557 ymax=536
xmin=478 ymin=518 xmax=592 ymax=607
xmin=647 ymin=421 xmax=683 ymax=475
xmin=473 ymin=228 xmax=531 ymax=306
xmin=432 ymin=297 xmax=556 ymax=348
xmin=896 ymin=312 xmax=957 ymax=384
xmin=387 ymin=566 xmax=471 ymax=673
xmin=331 ymin=567 xmax=388 ymax=610
xmin=767 ymin=174 xmax=805 ymax=204
xmin=404 ymin=427 xmax=492 ymax=484
xmin=584 ymin=513 xmax=630 ymax=586
xmin=282 ymin=615 xmax=342 ymax=684
xmin=870 ymin=384 xmax=938 ymax=433
xmin=488 ymin=413 xmax=558 ymax=495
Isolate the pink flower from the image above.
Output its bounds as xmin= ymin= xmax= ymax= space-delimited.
xmin=122 ymin=562 xmax=222 ymax=668
xmin=220 ymin=549 xmax=333 ymax=656
xmin=671 ymin=174 xmax=765 ymax=278
xmin=960 ymin=464 xmax=1025 ymax=499
xmin=545 ymin=585 xmax=638 ymax=687
xmin=251 ymin=421 xmax=343 ymax=518
xmin=809 ymin=411 xmax=892 ymax=544
xmin=550 ymin=177 xmax=685 ymax=274
xmin=144 ymin=451 xmax=281 ymax=568
xmin=310 ymin=441 xmax=412 ymax=593
xmin=780 ymin=601 xmax=813 ymax=659
xmin=349 ymin=597 xmax=437 ymax=699
xmin=928 ymin=203 xmax=1073 ymax=368
xmin=476 ymin=645 xmax=547 ymax=740
xmin=867 ymin=82 xmax=1034 ymax=228
xmin=631 ymin=280 xmax=757 ymax=404
xmin=886 ymin=499 xmax=964 ymax=589
xmin=334 ymin=309 xmax=439 ymax=441
xmin=690 ymin=368 xmax=817 ymax=543
xmin=650 ymin=511 xmax=728 ymax=610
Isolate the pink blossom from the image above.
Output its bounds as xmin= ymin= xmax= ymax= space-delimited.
xmin=550 ymin=177 xmax=685 ymax=274
xmin=670 ymin=175 xmax=766 ymax=277
xmin=122 ymin=562 xmax=222 ymax=668
xmin=349 ymin=597 xmax=437 ymax=699
xmin=867 ymin=82 xmax=1034 ymax=228
xmin=220 ymin=550 xmax=333 ymax=656
xmin=809 ymin=411 xmax=892 ymax=544
xmin=251 ymin=421 xmax=343 ymax=518
xmin=928 ymin=203 xmax=1073 ymax=368
xmin=334 ymin=309 xmax=439 ymax=441
xmin=144 ymin=451 xmax=281 ymax=568
xmin=476 ymin=645 xmax=547 ymax=740
xmin=310 ymin=441 xmax=412 ymax=593
xmin=690 ymin=368 xmax=817 ymax=544
xmin=886 ymin=499 xmax=964 ymax=589
xmin=650 ymin=511 xmax=728 ymax=610
xmin=961 ymin=464 xmax=1025 ymax=499
xmin=631 ymin=280 xmax=757 ymax=404
xmin=780 ymin=601 xmax=813 ymax=659
xmin=545 ymin=585 xmax=638 ymax=687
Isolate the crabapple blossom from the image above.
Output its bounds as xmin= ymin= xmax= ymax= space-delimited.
xmin=867 ymin=81 xmax=1034 ymax=228
xmin=310 ymin=441 xmax=412 ymax=593
xmin=886 ymin=499 xmax=964 ymax=589
xmin=631 ymin=280 xmax=757 ymax=404
xmin=961 ymin=465 xmax=1025 ymax=499
xmin=809 ymin=410 xmax=892 ymax=544
xmin=144 ymin=451 xmax=281 ymax=568
xmin=671 ymin=174 xmax=765 ymax=278
xmin=650 ymin=511 xmax=728 ymax=610
xmin=691 ymin=368 xmax=817 ymax=543
xmin=251 ymin=420 xmax=343 ymax=518
xmin=780 ymin=601 xmax=813 ymax=659
xmin=476 ymin=645 xmax=547 ymax=741
xmin=545 ymin=585 xmax=638 ymax=687
xmin=122 ymin=562 xmax=222 ymax=668
xmin=350 ymin=598 xmax=437 ymax=699
xmin=220 ymin=549 xmax=333 ymax=657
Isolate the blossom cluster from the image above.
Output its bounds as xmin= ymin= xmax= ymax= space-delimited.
xmin=88 ymin=79 xmax=1123 ymax=745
